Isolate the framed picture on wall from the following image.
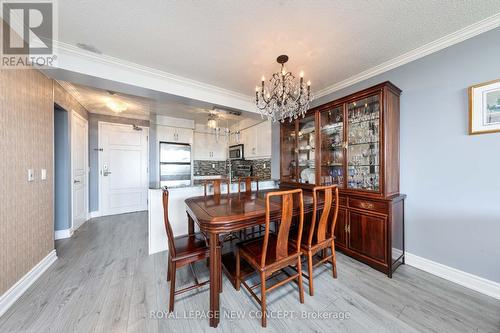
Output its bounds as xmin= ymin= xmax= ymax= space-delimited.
xmin=469 ymin=79 xmax=500 ymax=135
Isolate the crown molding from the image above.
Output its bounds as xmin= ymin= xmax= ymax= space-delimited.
xmin=53 ymin=41 xmax=256 ymax=112
xmin=314 ymin=13 xmax=500 ymax=99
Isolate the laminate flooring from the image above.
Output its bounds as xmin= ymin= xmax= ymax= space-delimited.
xmin=0 ymin=212 xmax=498 ymax=332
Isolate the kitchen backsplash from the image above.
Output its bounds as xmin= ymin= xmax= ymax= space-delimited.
xmin=193 ymin=158 xmax=271 ymax=180
xmin=248 ymin=158 xmax=271 ymax=180
xmin=193 ymin=160 xmax=227 ymax=176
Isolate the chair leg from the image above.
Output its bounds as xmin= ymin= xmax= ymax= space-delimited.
xmin=297 ymin=257 xmax=305 ymax=304
xmin=169 ymin=262 xmax=176 ymax=312
xmin=167 ymin=255 xmax=172 ymax=282
xmin=260 ymin=271 xmax=267 ymax=327
xmin=331 ymin=241 xmax=337 ymax=279
xmin=235 ymin=248 xmax=241 ymax=291
xmin=307 ymin=251 xmax=314 ymax=296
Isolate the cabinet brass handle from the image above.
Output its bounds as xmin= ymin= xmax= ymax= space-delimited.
xmin=359 ymin=202 xmax=374 ymax=209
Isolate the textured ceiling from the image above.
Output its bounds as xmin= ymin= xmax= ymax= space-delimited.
xmin=57 ymin=1 xmax=500 ymax=97
xmin=58 ymin=81 xmax=261 ymax=124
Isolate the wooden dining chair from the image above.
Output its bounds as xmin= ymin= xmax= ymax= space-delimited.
xmin=163 ymin=188 xmax=210 ymax=312
xmin=237 ymin=176 xmax=264 ymax=238
xmin=292 ymin=185 xmax=339 ymax=296
xmin=237 ymin=176 xmax=259 ymax=193
xmin=203 ymin=178 xmax=230 ymax=196
xmin=235 ymin=189 xmax=305 ymax=327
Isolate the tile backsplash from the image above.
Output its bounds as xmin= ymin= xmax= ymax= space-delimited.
xmin=193 ymin=158 xmax=271 ymax=180
xmin=193 ymin=160 xmax=227 ymax=176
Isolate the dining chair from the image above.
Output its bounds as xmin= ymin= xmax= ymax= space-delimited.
xmin=235 ymin=188 xmax=305 ymax=327
xmin=203 ymin=178 xmax=230 ymax=196
xmin=237 ymin=176 xmax=259 ymax=193
xmin=163 ymin=188 xmax=210 ymax=312
xmin=237 ymin=176 xmax=264 ymax=238
xmin=292 ymin=185 xmax=339 ymax=296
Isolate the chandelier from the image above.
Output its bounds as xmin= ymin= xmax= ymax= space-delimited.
xmin=255 ymin=55 xmax=311 ymax=123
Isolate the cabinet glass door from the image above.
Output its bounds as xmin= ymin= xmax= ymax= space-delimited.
xmin=281 ymin=121 xmax=298 ymax=182
xmin=347 ymin=94 xmax=380 ymax=191
xmin=297 ymin=116 xmax=316 ymax=184
xmin=320 ymin=106 xmax=344 ymax=187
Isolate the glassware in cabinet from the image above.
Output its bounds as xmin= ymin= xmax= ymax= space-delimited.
xmin=347 ymin=94 xmax=381 ymax=191
xmin=281 ymin=120 xmax=298 ymax=182
xmin=319 ymin=106 xmax=344 ymax=187
xmin=297 ymin=116 xmax=316 ymax=184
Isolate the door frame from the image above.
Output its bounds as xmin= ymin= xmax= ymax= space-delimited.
xmin=97 ymin=121 xmax=149 ymax=216
xmin=70 ymin=111 xmax=89 ymax=231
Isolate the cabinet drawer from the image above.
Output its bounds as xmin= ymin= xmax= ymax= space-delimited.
xmin=349 ymin=198 xmax=388 ymax=213
xmin=339 ymin=196 xmax=347 ymax=207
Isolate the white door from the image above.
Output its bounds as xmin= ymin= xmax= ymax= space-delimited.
xmin=99 ymin=122 xmax=149 ymax=216
xmin=71 ymin=112 xmax=88 ymax=231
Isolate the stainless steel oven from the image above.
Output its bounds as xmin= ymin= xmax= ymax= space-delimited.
xmin=228 ymin=144 xmax=244 ymax=160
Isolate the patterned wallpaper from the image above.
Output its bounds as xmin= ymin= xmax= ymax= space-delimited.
xmin=0 ymin=69 xmax=54 ymax=295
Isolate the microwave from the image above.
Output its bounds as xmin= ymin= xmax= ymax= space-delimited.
xmin=228 ymin=144 xmax=244 ymax=160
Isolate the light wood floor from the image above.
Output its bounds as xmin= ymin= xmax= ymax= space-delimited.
xmin=0 ymin=212 xmax=498 ymax=333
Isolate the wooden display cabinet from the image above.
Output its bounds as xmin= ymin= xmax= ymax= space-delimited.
xmin=280 ymin=81 xmax=405 ymax=277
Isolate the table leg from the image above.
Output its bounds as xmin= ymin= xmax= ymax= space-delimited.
xmin=209 ymin=232 xmax=220 ymax=327
xmin=187 ymin=213 xmax=194 ymax=235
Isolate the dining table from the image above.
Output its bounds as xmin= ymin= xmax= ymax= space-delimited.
xmin=185 ymin=188 xmax=321 ymax=328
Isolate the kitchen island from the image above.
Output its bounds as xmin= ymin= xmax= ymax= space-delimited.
xmin=148 ymin=180 xmax=278 ymax=255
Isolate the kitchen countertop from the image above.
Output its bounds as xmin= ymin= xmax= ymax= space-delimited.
xmin=150 ymin=178 xmax=276 ymax=190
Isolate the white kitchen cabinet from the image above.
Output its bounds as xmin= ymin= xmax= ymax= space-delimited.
xmin=241 ymin=121 xmax=271 ymax=159
xmin=158 ymin=126 xmax=193 ymax=144
xmin=193 ymin=131 xmax=227 ymax=161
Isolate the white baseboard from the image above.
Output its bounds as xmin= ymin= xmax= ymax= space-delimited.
xmin=54 ymin=228 xmax=73 ymax=240
xmin=89 ymin=211 xmax=101 ymax=219
xmin=0 ymin=250 xmax=57 ymax=318
xmin=405 ymin=252 xmax=500 ymax=300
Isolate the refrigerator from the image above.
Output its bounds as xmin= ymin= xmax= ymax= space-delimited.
xmin=159 ymin=142 xmax=192 ymax=187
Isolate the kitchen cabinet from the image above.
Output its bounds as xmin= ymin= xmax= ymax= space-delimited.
xmin=279 ymin=81 xmax=406 ymax=277
xmin=158 ymin=126 xmax=193 ymax=144
xmin=193 ymin=131 xmax=227 ymax=161
xmin=241 ymin=120 xmax=272 ymax=159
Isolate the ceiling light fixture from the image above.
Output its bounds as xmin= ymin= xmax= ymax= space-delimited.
xmin=106 ymin=99 xmax=128 ymax=113
xmin=256 ymin=55 xmax=311 ymax=123
xmin=207 ymin=112 xmax=218 ymax=129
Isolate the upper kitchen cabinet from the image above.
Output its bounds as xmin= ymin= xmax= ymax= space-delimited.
xmin=242 ymin=120 xmax=272 ymax=159
xmin=159 ymin=126 xmax=193 ymax=144
xmin=193 ymin=130 xmax=227 ymax=161
xmin=155 ymin=116 xmax=194 ymax=145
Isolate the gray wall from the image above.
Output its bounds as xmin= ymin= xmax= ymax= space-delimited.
xmin=306 ymin=27 xmax=500 ymax=282
xmin=54 ymin=107 xmax=71 ymax=231
xmin=88 ymin=114 xmax=150 ymax=212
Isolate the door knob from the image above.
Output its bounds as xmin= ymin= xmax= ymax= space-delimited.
xmin=103 ymin=171 xmax=112 ymax=176
xmin=73 ymin=179 xmax=81 ymax=184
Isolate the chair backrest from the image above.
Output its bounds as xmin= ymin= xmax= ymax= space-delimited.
xmin=307 ymin=185 xmax=339 ymax=246
xmin=203 ymin=178 xmax=230 ymax=196
xmin=237 ymin=176 xmax=259 ymax=193
xmin=261 ymin=189 xmax=304 ymax=267
xmin=162 ymin=188 xmax=176 ymax=257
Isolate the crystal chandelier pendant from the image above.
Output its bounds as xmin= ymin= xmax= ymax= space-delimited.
xmin=255 ymin=55 xmax=311 ymax=123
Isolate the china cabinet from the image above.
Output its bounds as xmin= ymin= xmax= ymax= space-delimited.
xmin=280 ymin=81 xmax=405 ymax=277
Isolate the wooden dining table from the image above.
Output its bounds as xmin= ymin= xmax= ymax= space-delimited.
xmin=185 ymin=189 xmax=320 ymax=328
